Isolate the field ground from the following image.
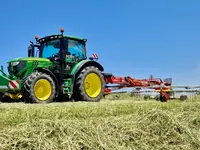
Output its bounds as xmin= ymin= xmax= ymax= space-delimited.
xmin=0 ymin=96 xmax=200 ymax=150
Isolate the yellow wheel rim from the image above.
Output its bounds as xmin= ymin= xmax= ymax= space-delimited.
xmin=84 ymin=73 xmax=102 ymax=98
xmin=34 ymin=79 xmax=52 ymax=101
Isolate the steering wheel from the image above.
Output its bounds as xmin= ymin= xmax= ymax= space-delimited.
xmin=52 ymin=53 xmax=60 ymax=61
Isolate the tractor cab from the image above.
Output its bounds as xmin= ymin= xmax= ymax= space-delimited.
xmin=28 ymin=28 xmax=87 ymax=71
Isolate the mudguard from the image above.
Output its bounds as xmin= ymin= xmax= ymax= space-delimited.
xmin=71 ymin=60 xmax=104 ymax=77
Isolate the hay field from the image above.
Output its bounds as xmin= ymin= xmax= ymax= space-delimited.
xmin=0 ymin=96 xmax=200 ymax=150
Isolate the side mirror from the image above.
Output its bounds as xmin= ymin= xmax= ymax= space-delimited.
xmin=28 ymin=46 xmax=31 ymax=57
xmin=1 ymin=65 xmax=3 ymax=72
xmin=28 ymin=44 xmax=35 ymax=57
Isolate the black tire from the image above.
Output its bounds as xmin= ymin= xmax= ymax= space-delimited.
xmin=144 ymin=95 xmax=150 ymax=100
xmin=160 ymin=95 xmax=166 ymax=102
xmin=155 ymin=94 xmax=160 ymax=101
xmin=73 ymin=66 xmax=104 ymax=102
xmin=180 ymin=95 xmax=188 ymax=101
xmin=22 ymin=71 xmax=56 ymax=104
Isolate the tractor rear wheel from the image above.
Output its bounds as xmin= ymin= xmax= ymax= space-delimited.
xmin=22 ymin=71 xmax=56 ymax=103
xmin=73 ymin=66 xmax=104 ymax=102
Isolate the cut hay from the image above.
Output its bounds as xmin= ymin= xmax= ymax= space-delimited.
xmin=0 ymin=99 xmax=200 ymax=149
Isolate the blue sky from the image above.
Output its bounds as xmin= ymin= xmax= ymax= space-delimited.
xmin=0 ymin=0 xmax=200 ymax=86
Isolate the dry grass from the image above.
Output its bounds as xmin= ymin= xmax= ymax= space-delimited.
xmin=0 ymin=97 xmax=200 ymax=150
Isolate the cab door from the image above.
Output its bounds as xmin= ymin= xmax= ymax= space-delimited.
xmin=65 ymin=39 xmax=86 ymax=73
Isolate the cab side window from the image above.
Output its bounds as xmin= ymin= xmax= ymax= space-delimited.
xmin=68 ymin=39 xmax=86 ymax=59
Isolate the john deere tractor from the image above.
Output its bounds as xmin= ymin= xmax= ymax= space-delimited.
xmin=0 ymin=28 xmax=105 ymax=103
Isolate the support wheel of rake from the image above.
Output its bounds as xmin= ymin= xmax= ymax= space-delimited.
xmin=22 ymin=71 xmax=56 ymax=104
xmin=155 ymin=94 xmax=160 ymax=101
xmin=73 ymin=66 xmax=104 ymax=102
xmin=180 ymin=95 xmax=188 ymax=101
xmin=160 ymin=93 xmax=169 ymax=102
xmin=155 ymin=93 xmax=168 ymax=102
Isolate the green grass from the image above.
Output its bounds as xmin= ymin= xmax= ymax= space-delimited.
xmin=0 ymin=98 xmax=200 ymax=150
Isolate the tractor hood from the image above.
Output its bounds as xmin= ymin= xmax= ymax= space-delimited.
xmin=7 ymin=57 xmax=52 ymax=78
xmin=8 ymin=57 xmax=50 ymax=63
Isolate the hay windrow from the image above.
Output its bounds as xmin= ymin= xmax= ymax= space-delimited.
xmin=0 ymin=100 xmax=200 ymax=149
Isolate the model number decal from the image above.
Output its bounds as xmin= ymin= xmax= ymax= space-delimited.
xmin=66 ymin=55 xmax=75 ymax=59
xmin=32 ymin=61 xmax=39 ymax=67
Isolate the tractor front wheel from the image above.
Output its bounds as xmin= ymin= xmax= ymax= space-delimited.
xmin=74 ymin=66 xmax=104 ymax=102
xmin=22 ymin=72 xmax=56 ymax=103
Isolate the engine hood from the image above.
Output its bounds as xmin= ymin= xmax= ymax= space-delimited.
xmin=8 ymin=57 xmax=50 ymax=63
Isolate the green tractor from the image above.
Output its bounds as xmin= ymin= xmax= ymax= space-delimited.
xmin=0 ymin=28 xmax=105 ymax=103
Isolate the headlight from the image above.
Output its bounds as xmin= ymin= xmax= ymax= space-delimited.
xmin=12 ymin=61 xmax=20 ymax=66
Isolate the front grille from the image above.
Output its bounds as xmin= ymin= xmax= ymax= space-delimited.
xmin=13 ymin=61 xmax=26 ymax=75
xmin=8 ymin=61 xmax=26 ymax=76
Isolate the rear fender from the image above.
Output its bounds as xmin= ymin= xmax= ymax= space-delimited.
xmin=72 ymin=60 xmax=104 ymax=77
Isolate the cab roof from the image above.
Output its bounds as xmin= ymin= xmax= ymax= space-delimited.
xmin=38 ymin=34 xmax=87 ymax=44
